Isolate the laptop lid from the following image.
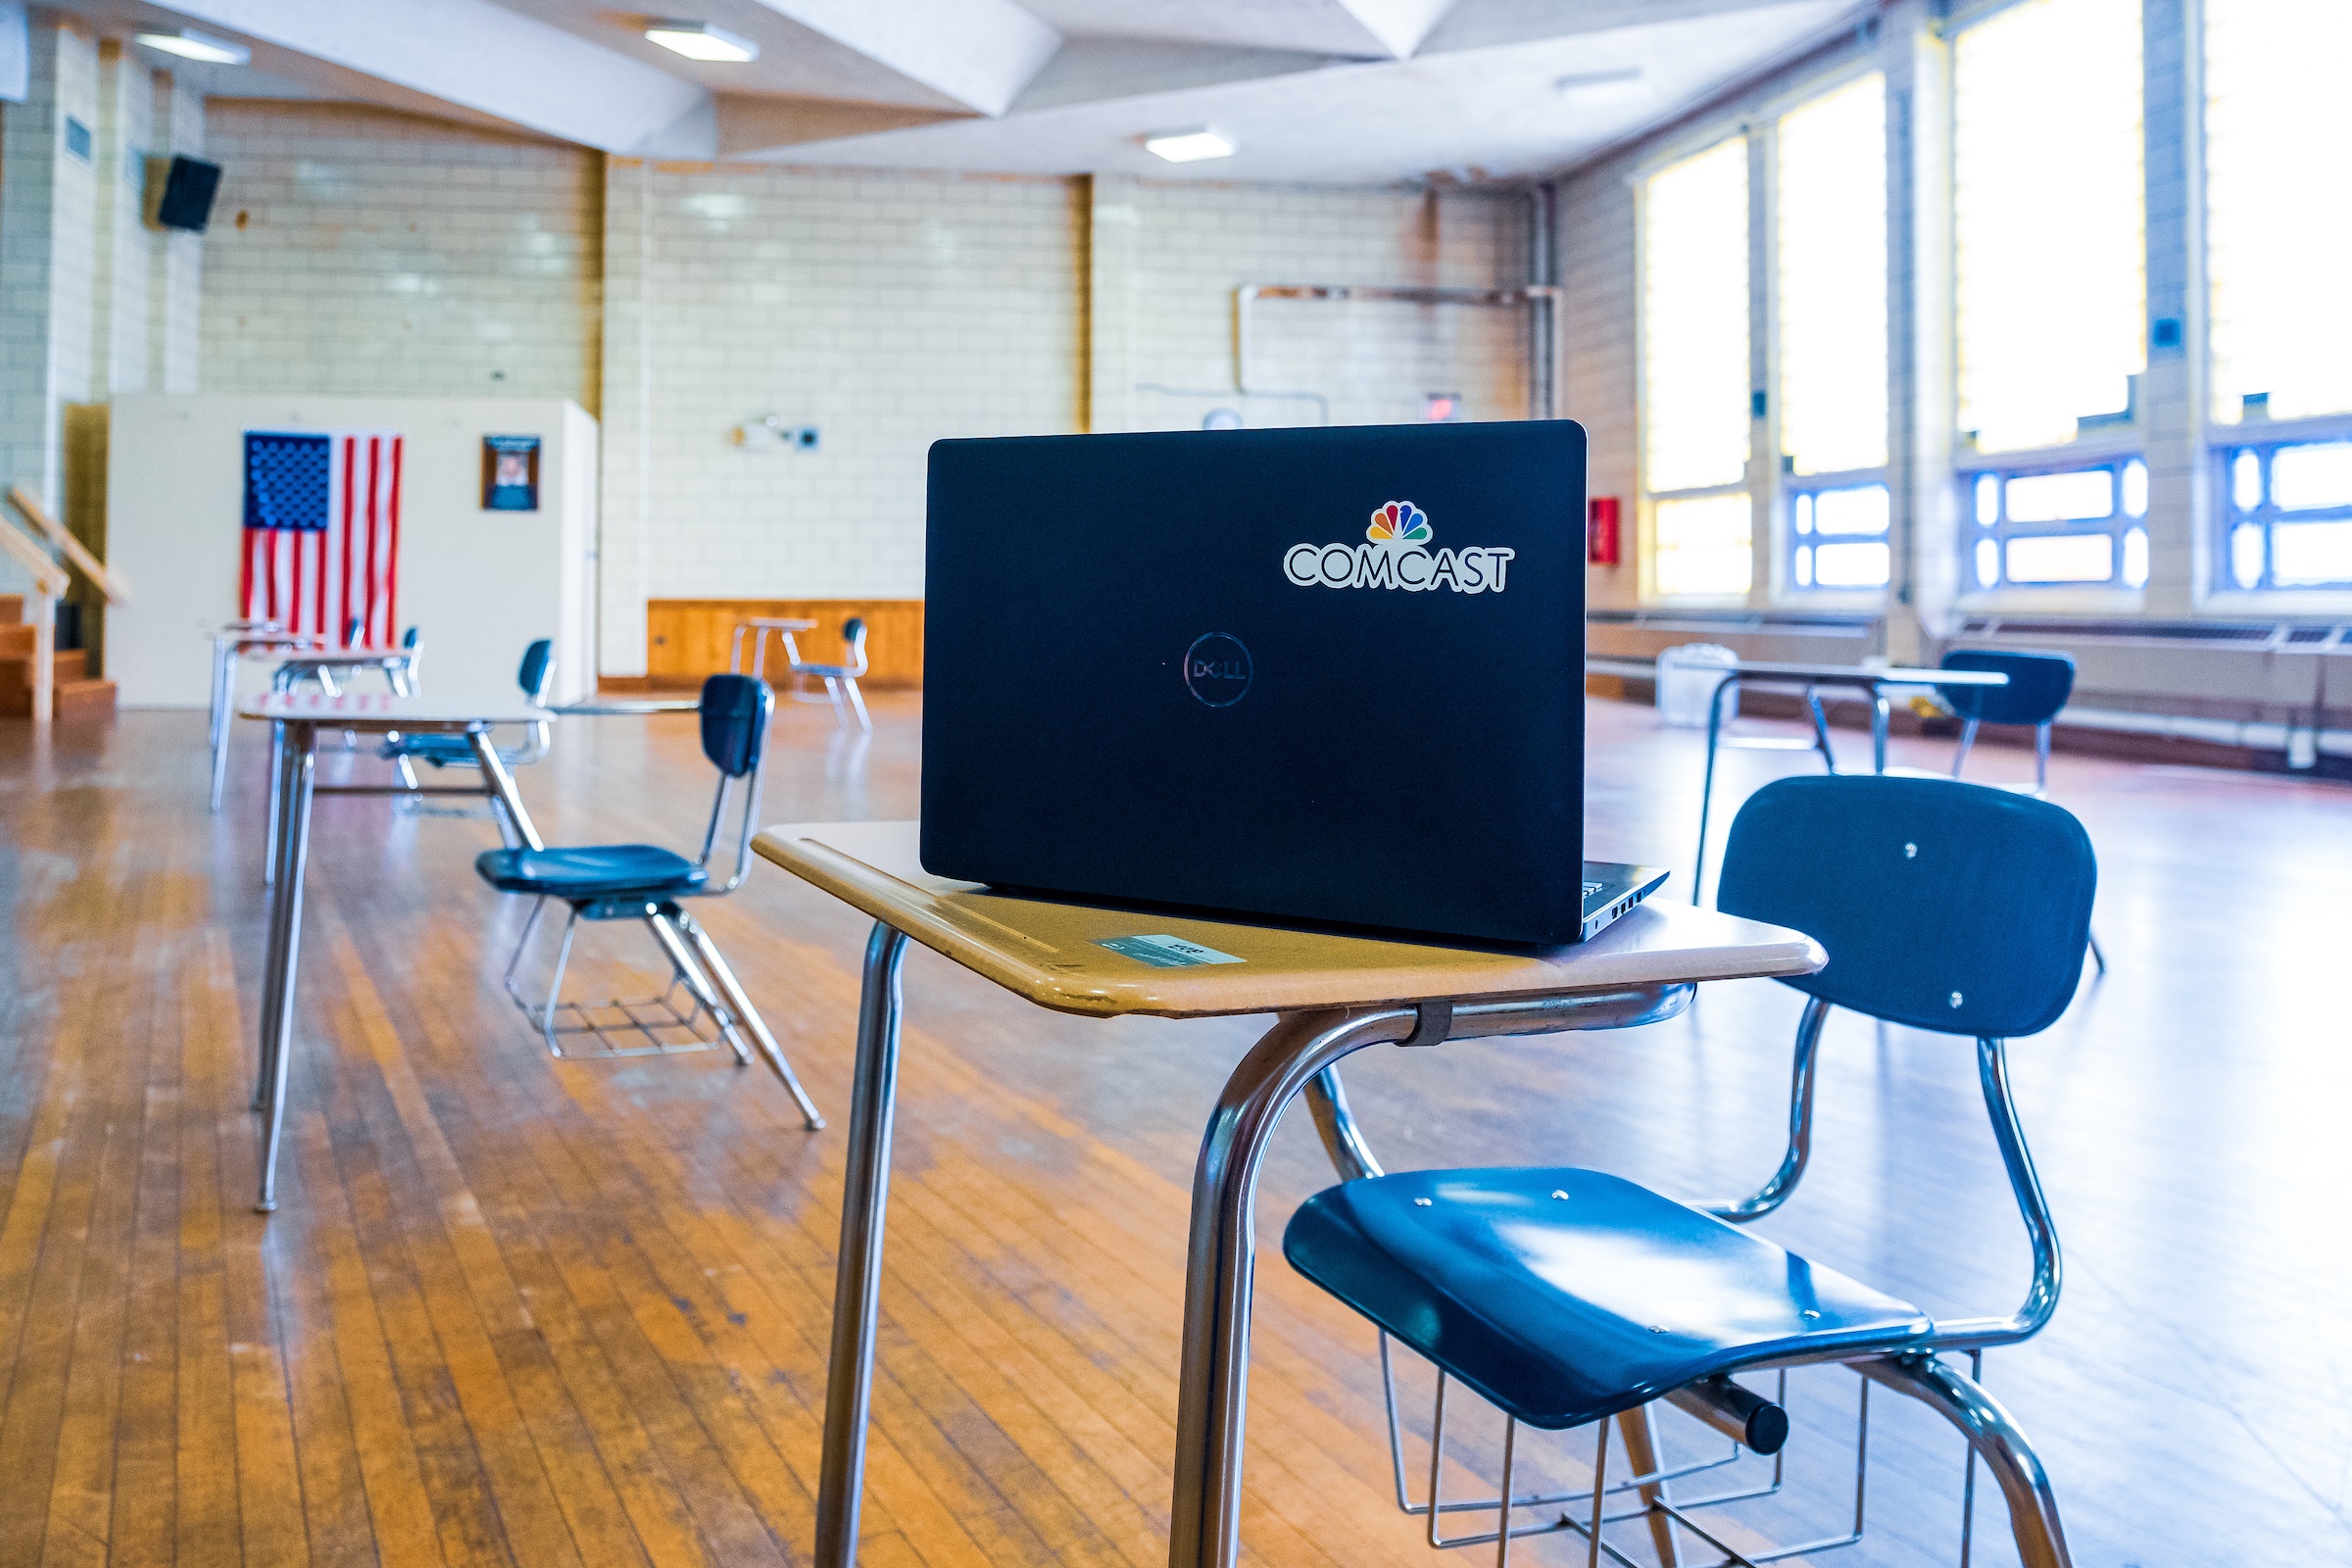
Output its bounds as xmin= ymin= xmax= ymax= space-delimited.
xmin=921 ymin=420 xmax=1589 ymax=945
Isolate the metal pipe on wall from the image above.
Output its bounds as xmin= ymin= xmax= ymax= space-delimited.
xmin=1233 ymin=279 xmax=1567 ymax=425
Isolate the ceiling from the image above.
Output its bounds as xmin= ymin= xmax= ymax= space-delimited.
xmin=47 ymin=0 xmax=1870 ymax=183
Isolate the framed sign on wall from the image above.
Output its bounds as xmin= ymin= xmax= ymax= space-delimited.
xmin=482 ymin=434 xmax=541 ymax=512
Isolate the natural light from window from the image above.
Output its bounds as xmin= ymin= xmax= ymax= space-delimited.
xmin=1654 ymin=495 xmax=1754 ymax=597
xmin=1954 ymin=0 xmax=2145 ymax=454
xmin=1777 ymin=74 xmax=1887 ymax=476
xmin=1642 ymin=135 xmax=1750 ymax=495
xmin=2206 ymin=0 xmax=2352 ymax=425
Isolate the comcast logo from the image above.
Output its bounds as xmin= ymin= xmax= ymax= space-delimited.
xmin=1283 ymin=501 xmax=1516 ymax=595
xmin=1366 ymin=501 xmax=1431 ymax=543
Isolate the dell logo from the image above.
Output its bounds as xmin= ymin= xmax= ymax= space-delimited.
xmin=1184 ymin=632 xmax=1252 ymax=709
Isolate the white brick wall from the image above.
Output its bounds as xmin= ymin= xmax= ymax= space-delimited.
xmin=199 ymin=103 xmax=601 ymax=404
xmin=1128 ymin=181 xmax=1530 ymax=433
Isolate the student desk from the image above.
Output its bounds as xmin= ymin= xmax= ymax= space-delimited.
xmin=238 ymin=690 xmax=556 ymax=1213
xmin=207 ymin=623 xmax=313 ymax=810
xmin=1692 ymin=662 xmax=2009 ymax=900
xmin=750 ymin=819 xmax=1826 ymax=1568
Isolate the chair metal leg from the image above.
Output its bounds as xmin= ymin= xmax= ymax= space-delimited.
xmin=540 ymin=906 xmax=580 ymax=1057
xmin=1856 ymin=1354 xmax=2072 ymax=1568
xmin=1304 ymin=1064 xmax=1384 ymax=1182
xmin=1952 ymin=716 xmax=1981 ymax=779
xmin=814 ymin=922 xmax=909 ymax=1568
xmin=394 ymin=754 xmax=420 ymax=793
xmin=2086 ymin=929 xmax=2107 ymax=975
xmin=1614 ymin=1404 xmax=1683 ymax=1566
xmin=209 ymin=642 xmax=235 ymax=812
xmin=2034 ymin=721 xmax=2051 ymax=794
xmin=842 ymin=675 xmax=871 ymax=733
xmin=675 ymin=910 xmax=825 ymax=1128
xmin=1692 ymin=672 xmax=1739 ymax=905
xmin=1871 ymin=692 xmax=1890 ymax=773
xmin=1804 ymin=686 xmax=1838 ymax=772
xmin=646 ymin=911 xmax=754 ymax=1066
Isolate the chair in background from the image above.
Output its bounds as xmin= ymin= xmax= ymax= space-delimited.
xmin=382 ymin=639 xmax=556 ymax=838
xmin=1938 ymin=648 xmax=2106 ymax=973
xmin=785 ymin=615 xmax=871 ymax=732
xmin=473 ymin=673 xmax=824 ymax=1128
xmin=1284 ymin=773 xmax=2092 ymax=1568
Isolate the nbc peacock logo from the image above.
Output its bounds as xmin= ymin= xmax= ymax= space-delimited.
xmin=1284 ymin=500 xmax=1515 ymax=595
xmin=1366 ymin=501 xmax=1431 ymax=544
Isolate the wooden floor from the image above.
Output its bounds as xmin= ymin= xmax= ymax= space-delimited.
xmin=2 ymin=693 xmax=2348 ymax=1568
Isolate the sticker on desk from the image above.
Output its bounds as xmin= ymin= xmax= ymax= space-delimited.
xmin=1096 ymin=934 xmax=1245 ymax=968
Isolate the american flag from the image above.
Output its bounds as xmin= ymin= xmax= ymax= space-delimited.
xmin=240 ymin=429 xmax=405 ymax=644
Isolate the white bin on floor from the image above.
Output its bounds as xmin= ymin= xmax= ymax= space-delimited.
xmin=1656 ymin=644 xmax=1738 ymax=727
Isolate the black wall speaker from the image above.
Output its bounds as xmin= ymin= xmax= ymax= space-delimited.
xmin=147 ymin=155 xmax=222 ymax=232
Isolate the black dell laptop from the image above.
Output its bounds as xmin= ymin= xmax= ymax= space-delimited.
xmin=919 ymin=420 xmax=1666 ymax=947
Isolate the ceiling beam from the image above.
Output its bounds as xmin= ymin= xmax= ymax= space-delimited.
xmin=1338 ymin=0 xmax=1462 ymax=58
xmin=743 ymin=0 xmax=1062 ymax=118
xmin=148 ymin=0 xmax=710 ymax=152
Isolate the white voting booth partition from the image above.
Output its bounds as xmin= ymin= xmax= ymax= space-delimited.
xmin=106 ymin=394 xmax=598 ymax=709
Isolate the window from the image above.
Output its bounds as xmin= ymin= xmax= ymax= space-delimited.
xmin=1953 ymin=0 xmax=2145 ymax=455
xmin=1788 ymin=482 xmax=1891 ymax=590
xmin=2218 ymin=441 xmax=2352 ymax=591
xmin=1642 ymin=134 xmax=1751 ymax=596
xmin=1777 ymin=74 xmax=1886 ymax=479
xmin=1777 ymin=73 xmax=1889 ymax=592
xmin=2206 ymin=0 xmax=2352 ymax=426
xmin=1964 ymin=458 xmax=2149 ymax=589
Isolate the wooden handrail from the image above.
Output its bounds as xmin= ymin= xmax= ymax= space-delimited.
xmin=0 ymin=512 xmax=69 ymax=598
xmin=5 ymin=485 xmax=129 ymax=604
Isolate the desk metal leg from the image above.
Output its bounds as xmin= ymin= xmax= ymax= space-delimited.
xmin=209 ymin=642 xmax=234 ymax=811
xmin=814 ymin=922 xmax=909 ymax=1568
xmin=1872 ymin=692 xmax=1890 ymax=773
xmin=469 ymin=730 xmax=546 ymax=852
xmin=256 ymin=722 xmax=318 ymax=1213
xmin=1691 ymin=674 xmax=1738 ymax=904
xmin=264 ymin=717 xmax=286 ymax=886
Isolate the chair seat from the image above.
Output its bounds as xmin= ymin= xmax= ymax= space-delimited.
xmin=382 ymin=733 xmax=480 ymax=767
xmin=1283 ymin=1167 xmax=1932 ymax=1431
xmin=475 ymin=845 xmax=708 ymax=901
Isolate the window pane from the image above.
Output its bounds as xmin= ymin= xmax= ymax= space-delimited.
xmin=1814 ymin=483 xmax=1890 ymax=535
xmin=2270 ymin=442 xmax=2352 ymax=512
xmin=2207 ymin=0 xmax=2352 ymax=423
xmin=2006 ymin=532 xmax=2115 ymax=583
xmin=2122 ymin=525 xmax=2149 ymax=588
xmin=1777 ymin=74 xmax=1887 ymax=475
xmin=1654 ymin=493 xmax=1753 ymax=595
xmin=1976 ymin=536 xmax=2000 ymax=586
xmin=1955 ymin=0 xmax=2145 ymax=453
xmin=2229 ymin=522 xmax=2265 ymax=588
xmin=2005 ymin=469 xmax=2115 ymax=522
xmin=2231 ymin=450 xmax=2263 ymax=511
xmin=1814 ymin=541 xmax=1891 ymax=587
xmin=2122 ymin=458 xmax=2147 ymax=517
xmin=1643 ymin=137 xmax=1751 ymax=493
xmin=2273 ymin=521 xmax=2352 ymax=586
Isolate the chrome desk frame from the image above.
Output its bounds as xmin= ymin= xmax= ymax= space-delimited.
xmin=261 ymin=650 xmax=427 ymax=869
xmin=1691 ymin=665 xmax=2007 ymax=903
xmin=1303 ymin=1003 xmax=2072 ymax=1568
xmin=208 ymin=625 xmax=312 ymax=811
xmin=250 ymin=712 xmax=543 ymax=1213
xmin=812 ymin=926 xmax=1694 ymax=1568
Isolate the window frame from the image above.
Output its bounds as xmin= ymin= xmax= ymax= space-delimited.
xmin=2211 ymin=417 xmax=2352 ymax=594
xmin=1954 ymin=444 xmax=2151 ymax=595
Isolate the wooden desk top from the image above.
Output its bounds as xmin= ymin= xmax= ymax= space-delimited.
xmin=238 ymin=691 xmax=552 ymax=731
xmin=752 ymin=820 xmax=1825 ymax=1020
xmin=1720 ymin=662 xmax=2008 ymax=686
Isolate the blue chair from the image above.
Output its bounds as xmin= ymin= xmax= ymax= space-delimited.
xmin=785 ymin=615 xmax=872 ymax=732
xmin=1284 ymin=774 xmax=2091 ymax=1568
xmin=1939 ymin=648 xmax=2105 ymax=973
xmin=384 ymin=636 xmax=555 ymax=780
xmin=474 ymin=673 xmax=823 ymax=1128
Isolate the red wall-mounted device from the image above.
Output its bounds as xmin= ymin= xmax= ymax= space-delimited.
xmin=1588 ymin=496 xmax=1622 ymax=565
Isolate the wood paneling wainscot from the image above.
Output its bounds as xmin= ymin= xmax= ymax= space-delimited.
xmin=642 ymin=599 xmax=923 ymax=690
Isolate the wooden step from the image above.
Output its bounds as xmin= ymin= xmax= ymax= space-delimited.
xmin=0 ymin=624 xmax=33 ymax=658
xmin=53 ymin=678 xmax=116 ymax=722
xmin=0 ymin=595 xmax=22 ymax=626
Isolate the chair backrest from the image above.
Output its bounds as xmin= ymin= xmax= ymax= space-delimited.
xmin=1717 ymin=774 xmax=2095 ymax=1039
xmin=840 ymin=616 xmax=868 ymax=675
xmin=699 ymin=672 xmax=772 ymax=778
xmin=1940 ymin=648 xmax=2074 ymax=727
xmin=517 ymin=638 xmax=556 ymax=703
xmin=402 ymin=625 xmax=421 ymax=649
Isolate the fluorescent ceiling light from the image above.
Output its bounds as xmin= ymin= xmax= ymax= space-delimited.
xmin=1553 ymin=67 xmax=1647 ymax=98
xmin=134 ymin=28 xmax=250 ymax=65
xmin=644 ymin=20 xmax=760 ymax=62
xmin=1144 ymin=126 xmax=1235 ymax=164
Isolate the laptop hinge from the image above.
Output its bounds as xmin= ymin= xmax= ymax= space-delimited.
xmin=1400 ymin=999 xmax=1453 ymax=1048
